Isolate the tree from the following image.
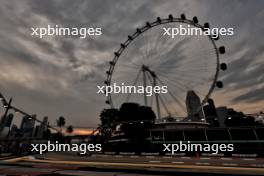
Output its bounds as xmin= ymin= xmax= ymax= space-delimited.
xmin=137 ymin=106 xmax=156 ymax=121
xmin=56 ymin=116 xmax=66 ymax=134
xmin=118 ymin=103 xmax=139 ymax=121
xmin=100 ymin=108 xmax=119 ymax=128
xmin=118 ymin=103 xmax=156 ymax=122
xmin=66 ymin=125 xmax=74 ymax=134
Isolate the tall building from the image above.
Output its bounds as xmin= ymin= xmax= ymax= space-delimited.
xmin=9 ymin=124 xmax=19 ymax=138
xmin=20 ymin=116 xmax=35 ymax=138
xmin=203 ymin=99 xmax=219 ymax=127
xmin=185 ymin=90 xmax=203 ymax=121
xmin=0 ymin=113 xmax=14 ymax=138
xmin=36 ymin=116 xmax=48 ymax=138
xmin=33 ymin=125 xmax=40 ymax=137
xmin=0 ymin=113 xmax=13 ymax=129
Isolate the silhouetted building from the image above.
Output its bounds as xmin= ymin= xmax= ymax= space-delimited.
xmin=20 ymin=116 xmax=35 ymax=138
xmin=9 ymin=124 xmax=19 ymax=138
xmin=203 ymin=99 xmax=219 ymax=127
xmin=185 ymin=90 xmax=203 ymax=121
xmin=0 ymin=113 xmax=13 ymax=129
xmin=33 ymin=125 xmax=40 ymax=137
xmin=0 ymin=113 xmax=14 ymax=138
xmin=36 ymin=116 xmax=48 ymax=138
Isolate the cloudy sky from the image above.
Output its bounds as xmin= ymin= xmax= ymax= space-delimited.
xmin=0 ymin=0 xmax=263 ymax=127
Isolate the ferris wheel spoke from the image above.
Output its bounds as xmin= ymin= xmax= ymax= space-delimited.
xmin=125 ymin=68 xmax=142 ymax=102
xmin=151 ymin=29 xmax=169 ymax=58
xmin=146 ymin=30 xmax=185 ymax=67
xmin=130 ymin=61 xmax=142 ymax=68
xmin=157 ymin=94 xmax=170 ymax=116
xmin=156 ymin=63 xmax=217 ymax=74
xmin=155 ymin=63 xmax=217 ymax=71
xmin=165 ymin=82 xmax=206 ymax=108
xmin=159 ymin=93 xmax=178 ymax=116
xmin=116 ymin=61 xmax=141 ymax=69
xmin=147 ymin=24 xmax=173 ymax=59
xmin=157 ymin=72 xmax=208 ymax=99
xmin=117 ymin=63 xmax=140 ymax=71
xmin=148 ymin=38 xmax=189 ymax=67
xmin=145 ymin=71 xmax=158 ymax=108
xmin=155 ymin=70 xmax=211 ymax=86
xmin=158 ymin=69 xmax=214 ymax=78
xmin=157 ymin=70 xmax=214 ymax=84
xmin=120 ymin=55 xmax=144 ymax=67
xmin=156 ymin=73 xmax=191 ymax=95
xmin=156 ymin=69 xmax=216 ymax=77
xmin=163 ymin=73 xmax=213 ymax=83
xmin=141 ymin=30 xmax=154 ymax=65
xmin=165 ymin=80 xmax=189 ymax=98
xmin=150 ymin=93 xmax=154 ymax=108
xmin=166 ymin=75 xmax=208 ymax=98
xmin=143 ymin=31 xmax=156 ymax=65
xmin=156 ymin=76 xmax=187 ymax=113
xmin=167 ymin=47 xmax=216 ymax=65
xmin=173 ymin=52 xmax=216 ymax=68
xmin=170 ymin=78 xmax=208 ymax=98
xmin=150 ymin=38 xmax=215 ymax=68
xmin=145 ymin=71 xmax=171 ymax=116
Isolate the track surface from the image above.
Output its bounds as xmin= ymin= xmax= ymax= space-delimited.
xmin=1 ymin=152 xmax=264 ymax=175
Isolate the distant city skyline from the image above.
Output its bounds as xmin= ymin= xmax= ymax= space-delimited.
xmin=0 ymin=0 xmax=263 ymax=127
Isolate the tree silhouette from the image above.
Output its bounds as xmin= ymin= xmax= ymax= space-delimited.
xmin=118 ymin=103 xmax=139 ymax=121
xmin=118 ymin=103 xmax=156 ymax=122
xmin=137 ymin=106 xmax=156 ymax=121
xmin=100 ymin=108 xmax=119 ymax=128
xmin=66 ymin=125 xmax=74 ymax=134
xmin=225 ymin=109 xmax=263 ymax=127
xmin=56 ymin=116 xmax=66 ymax=134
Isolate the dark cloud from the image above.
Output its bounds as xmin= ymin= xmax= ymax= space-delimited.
xmin=232 ymin=87 xmax=264 ymax=103
xmin=221 ymin=45 xmax=264 ymax=89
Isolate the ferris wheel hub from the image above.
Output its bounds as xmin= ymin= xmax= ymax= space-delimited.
xmin=142 ymin=65 xmax=156 ymax=78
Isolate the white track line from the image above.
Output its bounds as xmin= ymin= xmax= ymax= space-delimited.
xmin=162 ymin=156 xmax=172 ymax=159
xmin=181 ymin=157 xmax=191 ymax=159
xmin=195 ymin=162 xmax=210 ymax=165
xmin=222 ymin=163 xmax=238 ymax=166
xmin=220 ymin=158 xmax=232 ymax=160
xmin=149 ymin=161 xmax=161 ymax=163
xmin=200 ymin=157 xmax=211 ymax=160
xmin=130 ymin=156 xmax=139 ymax=158
xmin=115 ymin=155 xmax=123 ymax=158
xmin=243 ymin=158 xmax=256 ymax=161
xmin=146 ymin=156 xmax=155 ymax=158
xmin=171 ymin=161 xmax=185 ymax=164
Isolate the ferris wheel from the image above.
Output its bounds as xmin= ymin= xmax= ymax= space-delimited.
xmin=104 ymin=14 xmax=227 ymax=119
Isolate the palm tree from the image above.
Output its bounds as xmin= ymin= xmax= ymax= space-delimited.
xmin=56 ymin=116 xmax=66 ymax=134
